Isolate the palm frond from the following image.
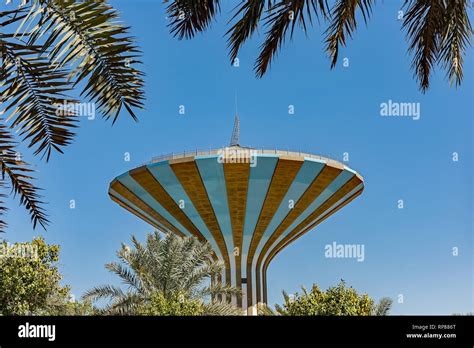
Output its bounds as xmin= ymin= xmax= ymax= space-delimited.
xmin=196 ymin=281 xmax=241 ymax=299
xmin=180 ymin=240 xmax=217 ymax=283
xmin=131 ymin=234 xmax=147 ymax=255
xmin=257 ymin=302 xmax=277 ymax=316
xmin=202 ymin=301 xmax=241 ymax=316
xmin=1 ymin=10 xmax=78 ymax=161
xmin=0 ymin=6 xmax=28 ymax=29
xmin=274 ymin=303 xmax=288 ymax=315
xmin=373 ymin=297 xmax=392 ymax=316
xmin=105 ymin=262 xmax=143 ymax=294
xmin=103 ymin=293 xmax=143 ymax=315
xmin=439 ymin=0 xmax=472 ymax=87
xmin=0 ymin=122 xmax=49 ymax=230
xmin=402 ymin=0 xmax=445 ymax=92
xmin=0 ymin=43 xmax=78 ymax=161
xmin=325 ymin=0 xmax=374 ymax=68
xmin=23 ymin=0 xmax=145 ymax=123
xmin=255 ymin=0 xmax=328 ymax=77
xmin=226 ymin=0 xmax=269 ymax=62
xmin=0 ymin=180 xmax=8 ymax=232
xmin=81 ymin=284 xmax=125 ymax=303
xmin=166 ymin=0 xmax=221 ymax=39
xmin=0 ymin=0 xmax=146 ymax=232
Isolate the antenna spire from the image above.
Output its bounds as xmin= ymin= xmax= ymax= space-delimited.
xmin=234 ymin=92 xmax=238 ymax=114
xmin=230 ymin=113 xmax=240 ymax=147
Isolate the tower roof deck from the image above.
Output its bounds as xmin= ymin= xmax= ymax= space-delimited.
xmin=148 ymin=147 xmax=361 ymax=177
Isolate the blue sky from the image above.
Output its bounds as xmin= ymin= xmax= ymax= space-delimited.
xmin=2 ymin=0 xmax=472 ymax=314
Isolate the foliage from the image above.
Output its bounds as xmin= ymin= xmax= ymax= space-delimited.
xmin=0 ymin=237 xmax=78 ymax=315
xmin=137 ymin=291 xmax=204 ymax=316
xmin=36 ymin=289 xmax=95 ymax=315
xmin=165 ymin=0 xmax=472 ymax=91
xmin=0 ymin=0 xmax=145 ymax=232
xmin=0 ymin=125 xmax=49 ymax=230
xmin=262 ymin=280 xmax=392 ymax=316
xmin=403 ymin=0 xmax=472 ymax=91
xmin=83 ymin=231 xmax=241 ymax=316
xmin=372 ymin=296 xmax=393 ymax=316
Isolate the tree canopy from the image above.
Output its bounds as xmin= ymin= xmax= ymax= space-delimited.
xmin=261 ymin=280 xmax=392 ymax=316
xmin=0 ymin=237 xmax=92 ymax=315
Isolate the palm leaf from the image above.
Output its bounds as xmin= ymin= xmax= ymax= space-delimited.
xmin=0 ymin=181 xmax=8 ymax=232
xmin=373 ymin=297 xmax=392 ymax=316
xmin=226 ymin=0 xmax=270 ymax=62
xmin=0 ymin=1 xmax=146 ymax=232
xmin=82 ymin=284 xmax=125 ymax=303
xmin=166 ymin=0 xmax=221 ymax=39
xmin=23 ymin=0 xmax=145 ymax=123
xmin=402 ymin=0 xmax=445 ymax=92
xmin=202 ymin=301 xmax=242 ymax=316
xmin=255 ymin=0 xmax=328 ymax=77
xmin=197 ymin=282 xmax=241 ymax=299
xmin=0 ymin=122 xmax=49 ymax=231
xmin=105 ymin=262 xmax=143 ymax=294
xmin=325 ymin=0 xmax=374 ymax=68
xmin=0 ymin=39 xmax=78 ymax=161
xmin=257 ymin=302 xmax=277 ymax=316
xmin=438 ymin=0 xmax=472 ymax=87
xmin=1 ymin=6 xmax=78 ymax=161
xmin=105 ymin=293 xmax=143 ymax=315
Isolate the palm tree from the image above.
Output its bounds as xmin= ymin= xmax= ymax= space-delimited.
xmin=165 ymin=0 xmax=472 ymax=91
xmin=0 ymin=0 xmax=145 ymax=231
xmin=82 ymin=231 xmax=241 ymax=316
xmin=372 ymin=297 xmax=393 ymax=316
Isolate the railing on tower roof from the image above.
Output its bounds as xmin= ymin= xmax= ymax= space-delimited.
xmin=148 ymin=147 xmax=342 ymax=167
